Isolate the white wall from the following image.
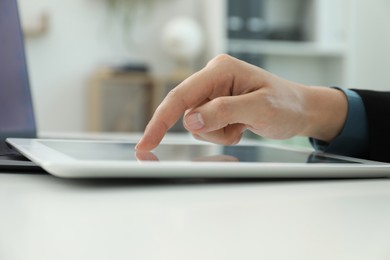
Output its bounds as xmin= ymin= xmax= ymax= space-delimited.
xmin=19 ymin=0 xmax=390 ymax=133
xmin=346 ymin=0 xmax=390 ymax=90
xmin=18 ymin=0 xmax=202 ymax=133
xmin=198 ymin=0 xmax=226 ymax=58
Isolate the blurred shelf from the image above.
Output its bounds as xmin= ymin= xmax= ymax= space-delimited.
xmin=228 ymin=39 xmax=345 ymax=57
xmin=87 ymin=69 xmax=155 ymax=133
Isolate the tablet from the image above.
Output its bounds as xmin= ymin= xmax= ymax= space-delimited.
xmin=6 ymin=138 xmax=390 ymax=179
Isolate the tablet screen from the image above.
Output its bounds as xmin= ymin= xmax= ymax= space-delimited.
xmin=38 ymin=140 xmax=361 ymax=164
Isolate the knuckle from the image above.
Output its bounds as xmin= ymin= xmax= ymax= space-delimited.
xmin=205 ymin=55 xmax=237 ymax=93
xmin=232 ymin=134 xmax=243 ymax=145
xmin=207 ymin=54 xmax=236 ymax=69
xmin=165 ymin=87 xmax=189 ymax=108
xmin=166 ymin=87 xmax=179 ymax=100
xmin=216 ymin=127 xmax=243 ymax=146
xmin=226 ymin=129 xmax=243 ymax=145
xmin=220 ymin=134 xmax=239 ymax=146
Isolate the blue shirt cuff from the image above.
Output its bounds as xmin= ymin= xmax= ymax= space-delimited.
xmin=310 ymin=87 xmax=369 ymax=158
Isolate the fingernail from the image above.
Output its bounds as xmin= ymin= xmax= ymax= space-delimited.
xmin=185 ymin=113 xmax=204 ymax=130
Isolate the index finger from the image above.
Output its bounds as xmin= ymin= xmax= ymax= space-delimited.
xmin=135 ymin=67 xmax=221 ymax=151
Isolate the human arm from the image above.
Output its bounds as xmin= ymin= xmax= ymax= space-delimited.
xmin=136 ymin=54 xmax=348 ymax=151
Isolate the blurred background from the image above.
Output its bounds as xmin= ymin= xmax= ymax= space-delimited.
xmin=17 ymin=0 xmax=390 ymax=141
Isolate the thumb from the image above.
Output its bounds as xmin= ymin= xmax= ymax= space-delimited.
xmin=183 ymin=95 xmax=250 ymax=133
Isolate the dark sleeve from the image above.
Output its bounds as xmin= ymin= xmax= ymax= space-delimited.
xmin=310 ymin=88 xmax=369 ymax=159
xmin=352 ymin=89 xmax=390 ymax=162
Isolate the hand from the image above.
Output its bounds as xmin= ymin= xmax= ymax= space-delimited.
xmin=136 ymin=54 xmax=348 ymax=151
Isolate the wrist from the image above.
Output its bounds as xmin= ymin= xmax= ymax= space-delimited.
xmin=300 ymin=86 xmax=348 ymax=142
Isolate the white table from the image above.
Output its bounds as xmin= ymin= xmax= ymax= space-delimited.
xmin=1 ymin=171 xmax=390 ymax=260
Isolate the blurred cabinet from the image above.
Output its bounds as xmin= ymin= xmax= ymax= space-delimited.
xmin=87 ymin=69 xmax=154 ymax=132
xmin=205 ymin=0 xmax=351 ymax=87
xmin=226 ymin=0 xmax=348 ymax=86
xmin=87 ymin=69 xmax=189 ymax=133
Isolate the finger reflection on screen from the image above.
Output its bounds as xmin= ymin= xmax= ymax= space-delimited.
xmin=135 ymin=150 xmax=239 ymax=163
xmin=192 ymin=155 xmax=239 ymax=162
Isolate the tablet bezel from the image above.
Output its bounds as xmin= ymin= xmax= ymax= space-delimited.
xmin=6 ymin=138 xmax=390 ymax=179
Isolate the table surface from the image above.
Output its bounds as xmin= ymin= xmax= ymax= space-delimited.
xmin=1 ymin=171 xmax=390 ymax=260
xmin=2 ymin=133 xmax=390 ymax=260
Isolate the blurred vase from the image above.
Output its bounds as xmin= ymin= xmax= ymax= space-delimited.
xmin=161 ymin=16 xmax=204 ymax=75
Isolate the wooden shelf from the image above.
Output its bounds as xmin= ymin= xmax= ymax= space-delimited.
xmin=87 ymin=69 xmax=155 ymax=132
